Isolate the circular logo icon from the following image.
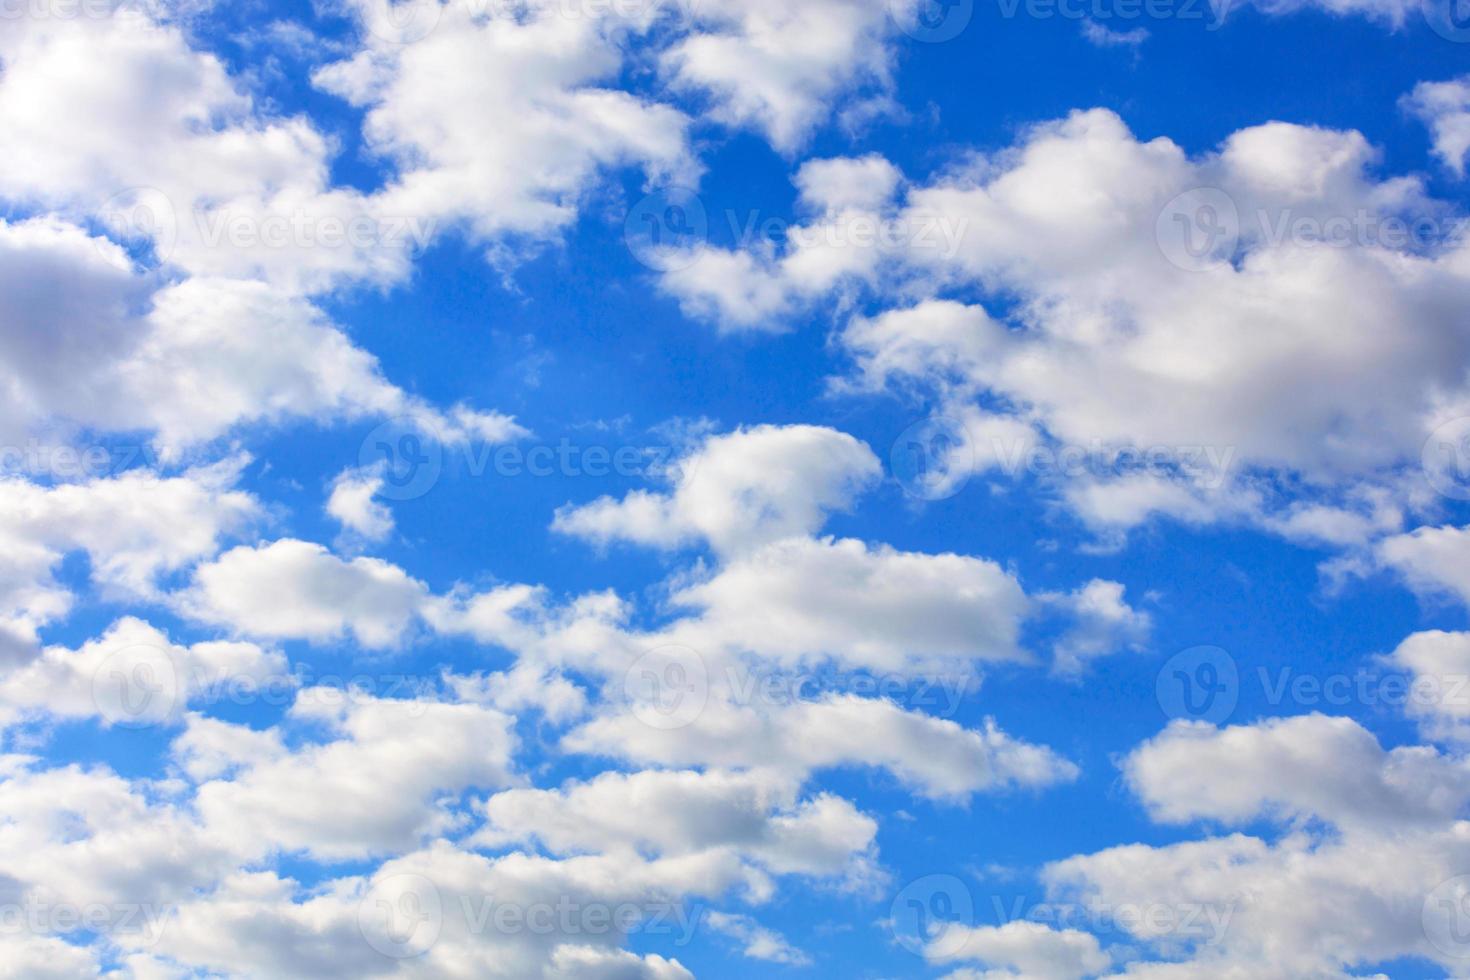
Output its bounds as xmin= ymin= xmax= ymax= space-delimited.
xmin=890 ymin=0 xmax=974 ymax=42
xmin=1426 ymin=0 xmax=1470 ymax=42
xmin=1157 ymin=646 xmax=1239 ymax=725
xmin=359 ymin=416 xmax=444 ymax=502
xmin=891 ymin=417 xmax=973 ymax=501
xmin=91 ymin=644 xmax=183 ymax=729
xmin=889 ymin=874 xmax=974 ymax=957
xmin=623 ymin=646 xmax=708 ymax=730
xmin=1424 ymin=875 xmax=1470 ymax=958
xmin=362 ymin=0 xmax=442 ymax=45
xmin=1156 ymin=188 xmax=1240 ymax=272
xmin=1423 ymin=417 xmax=1470 ymax=502
xmin=97 ymin=187 xmax=177 ymax=265
xmin=359 ymin=873 xmax=443 ymax=959
xmin=624 ymin=188 xmax=708 ymax=272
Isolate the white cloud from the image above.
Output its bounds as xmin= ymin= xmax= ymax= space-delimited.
xmin=665 ymin=535 xmax=1032 ymax=672
xmin=1029 ymin=709 xmax=1470 ymax=976
xmin=190 ymin=692 xmax=519 ymax=861
xmin=928 ymin=921 xmax=1110 ymax=980
xmin=1124 ymin=714 xmax=1470 ymax=831
xmin=662 ymin=0 xmax=899 ymax=153
xmin=1404 ymin=76 xmax=1470 ymax=177
xmin=553 ymin=424 xmax=882 ymax=555
xmin=662 ymin=109 xmax=1470 ymax=542
xmin=1043 ymin=580 xmax=1153 ymax=676
xmin=476 ymin=768 xmax=877 ymax=887
xmin=1386 ymin=630 xmax=1470 ymax=743
xmin=0 ymin=459 xmax=258 ymax=647
xmin=0 ymin=617 xmax=286 ymax=732
xmin=316 ymin=3 xmax=696 ymax=250
xmin=179 ymin=539 xmax=431 ymax=649
xmin=0 ymin=218 xmax=523 ymax=456
xmin=144 ymin=843 xmax=718 ymax=978
xmin=705 ymin=910 xmax=811 ymax=965
xmin=327 ymin=464 xmax=395 ymax=543
xmin=1377 ymin=523 xmax=1470 ymax=609
xmin=566 ymin=694 xmax=1079 ymax=801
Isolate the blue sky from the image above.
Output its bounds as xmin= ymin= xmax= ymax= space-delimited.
xmin=2 ymin=0 xmax=1470 ymax=977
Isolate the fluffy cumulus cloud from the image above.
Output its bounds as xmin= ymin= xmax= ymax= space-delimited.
xmin=553 ymin=424 xmax=883 ymax=554
xmin=3 ymin=0 xmax=1469 ymax=976
xmin=660 ymin=108 xmax=1470 ymax=554
xmin=1005 ymin=712 xmax=1470 ymax=979
xmin=179 ymin=539 xmax=432 ymax=649
xmin=327 ymin=463 xmax=396 ymax=543
xmin=928 ymin=921 xmax=1110 ymax=980
xmin=0 ymin=460 xmax=258 ymax=649
xmin=1405 ymin=76 xmax=1470 ymax=177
